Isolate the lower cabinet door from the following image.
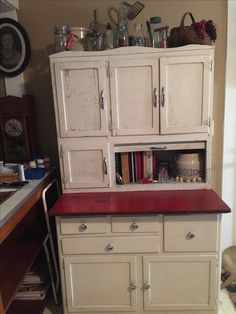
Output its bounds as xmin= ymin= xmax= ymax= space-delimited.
xmin=143 ymin=255 xmax=217 ymax=311
xmin=64 ymin=255 xmax=138 ymax=312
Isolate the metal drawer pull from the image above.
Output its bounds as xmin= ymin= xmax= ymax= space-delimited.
xmin=186 ymin=231 xmax=196 ymax=240
xmin=130 ymin=283 xmax=137 ymax=290
xmin=150 ymin=146 xmax=167 ymax=150
xmin=100 ymin=90 xmax=105 ymax=109
xmin=161 ymin=86 xmax=165 ymax=107
xmin=79 ymin=223 xmax=87 ymax=232
xmin=153 ymin=88 xmax=158 ymax=107
xmin=103 ymin=158 xmax=108 ymax=175
xmin=130 ymin=222 xmax=139 ymax=231
xmin=143 ymin=282 xmax=151 ymax=289
xmin=106 ymin=243 xmax=114 ymax=252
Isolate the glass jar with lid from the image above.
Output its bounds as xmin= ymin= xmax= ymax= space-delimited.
xmin=132 ymin=23 xmax=146 ymax=47
xmin=54 ymin=25 xmax=70 ymax=52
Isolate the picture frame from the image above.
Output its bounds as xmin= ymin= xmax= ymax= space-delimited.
xmin=0 ymin=18 xmax=30 ymax=77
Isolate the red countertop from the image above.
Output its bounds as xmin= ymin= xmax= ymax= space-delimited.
xmin=49 ymin=189 xmax=231 ymax=216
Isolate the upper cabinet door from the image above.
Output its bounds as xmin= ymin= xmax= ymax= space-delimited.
xmin=160 ymin=55 xmax=212 ymax=134
xmin=54 ymin=61 xmax=109 ymax=137
xmin=109 ymin=58 xmax=159 ymax=136
xmin=60 ymin=138 xmax=109 ymax=189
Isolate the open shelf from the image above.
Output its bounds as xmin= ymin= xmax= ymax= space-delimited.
xmin=0 ymin=200 xmax=47 ymax=312
xmin=114 ymin=143 xmax=207 ymax=187
xmin=7 ymin=297 xmax=49 ymax=314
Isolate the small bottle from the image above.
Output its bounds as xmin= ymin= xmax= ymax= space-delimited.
xmin=104 ymin=23 xmax=114 ymax=50
xmin=89 ymin=9 xmax=102 ymax=33
xmin=117 ymin=24 xmax=129 ymax=47
xmin=54 ymin=25 xmax=70 ymax=52
xmin=132 ymin=23 xmax=146 ymax=47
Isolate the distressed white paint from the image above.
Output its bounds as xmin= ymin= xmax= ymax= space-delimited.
xmin=221 ymin=1 xmax=236 ymax=249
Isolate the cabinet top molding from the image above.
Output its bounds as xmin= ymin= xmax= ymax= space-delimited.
xmin=50 ymin=45 xmax=215 ymax=59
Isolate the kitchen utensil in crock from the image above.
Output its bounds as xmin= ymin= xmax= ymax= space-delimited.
xmin=107 ymin=2 xmax=131 ymax=27
xmin=128 ymin=1 xmax=145 ymax=20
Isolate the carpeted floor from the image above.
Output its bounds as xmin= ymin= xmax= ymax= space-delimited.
xmin=222 ymin=272 xmax=236 ymax=309
xmin=227 ymin=284 xmax=236 ymax=308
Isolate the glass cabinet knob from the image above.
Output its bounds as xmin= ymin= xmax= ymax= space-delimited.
xmin=130 ymin=222 xmax=139 ymax=231
xmin=79 ymin=223 xmax=87 ymax=232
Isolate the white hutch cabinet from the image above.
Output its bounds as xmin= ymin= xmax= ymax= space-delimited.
xmin=50 ymin=46 xmax=214 ymax=192
xmin=49 ymin=46 xmax=227 ymax=314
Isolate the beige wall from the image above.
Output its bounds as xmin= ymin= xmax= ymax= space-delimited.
xmin=18 ymin=0 xmax=227 ymax=194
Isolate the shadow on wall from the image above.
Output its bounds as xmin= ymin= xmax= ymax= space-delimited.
xmin=24 ymin=44 xmax=60 ymax=171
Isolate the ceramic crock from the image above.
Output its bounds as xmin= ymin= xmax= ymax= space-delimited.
xmin=175 ymin=153 xmax=201 ymax=180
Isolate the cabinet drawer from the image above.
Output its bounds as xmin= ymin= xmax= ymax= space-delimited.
xmin=111 ymin=216 xmax=160 ymax=233
xmin=61 ymin=235 xmax=160 ymax=254
xmin=164 ymin=214 xmax=218 ymax=252
xmin=60 ymin=217 xmax=110 ymax=235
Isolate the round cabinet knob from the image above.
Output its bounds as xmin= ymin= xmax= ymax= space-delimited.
xmin=186 ymin=231 xmax=196 ymax=240
xmin=130 ymin=283 xmax=137 ymax=290
xmin=130 ymin=222 xmax=139 ymax=231
xmin=143 ymin=282 xmax=151 ymax=289
xmin=106 ymin=243 xmax=114 ymax=252
xmin=79 ymin=223 xmax=87 ymax=232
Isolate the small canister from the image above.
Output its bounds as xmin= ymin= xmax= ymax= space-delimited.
xmin=36 ymin=159 xmax=45 ymax=168
xmin=54 ymin=24 xmax=70 ymax=52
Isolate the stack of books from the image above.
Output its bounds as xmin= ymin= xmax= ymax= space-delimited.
xmin=15 ymin=262 xmax=49 ymax=300
xmin=116 ymin=151 xmax=160 ymax=184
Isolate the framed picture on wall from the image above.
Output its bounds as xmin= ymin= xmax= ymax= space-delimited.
xmin=0 ymin=18 xmax=31 ymax=77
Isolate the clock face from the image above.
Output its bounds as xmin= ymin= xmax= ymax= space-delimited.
xmin=5 ymin=119 xmax=23 ymax=137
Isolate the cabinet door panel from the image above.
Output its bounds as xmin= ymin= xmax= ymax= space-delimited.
xmin=64 ymin=256 xmax=137 ymax=312
xmin=160 ymin=55 xmax=212 ymax=134
xmin=55 ymin=61 xmax=109 ymax=137
xmin=110 ymin=59 xmax=159 ymax=136
xmin=143 ymin=255 xmax=217 ymax=311
xmin=61 ymin=139 xmax=109 ymax=189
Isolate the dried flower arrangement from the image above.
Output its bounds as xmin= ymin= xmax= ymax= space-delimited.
xmin=194 ymin=20 xmax=217 ymax=41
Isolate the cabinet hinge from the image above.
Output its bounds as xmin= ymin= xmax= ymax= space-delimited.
xmin=62 ymin=259 xmax=65 ymax=269
xmin=205 ymin=61 xmax=213 ymax=71
xmin=204 ymin=118 xmax=211 ymax=127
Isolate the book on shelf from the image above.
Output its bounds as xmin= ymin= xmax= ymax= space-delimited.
xmin=14 ymin=281 xmax=50 ymax=300
xmin=22 ymin=262 xmax=49 ymax=284
xmin=135 ymin=152 xmax=143 ymax=182
xmin=130 ymin=152 xmax=135 ymax=183
xmin=121 ymin=152 xmax=130 ymax=183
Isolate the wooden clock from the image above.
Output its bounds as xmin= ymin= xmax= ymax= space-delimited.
xmin=0 ymin=95 xmax=38 ymax=162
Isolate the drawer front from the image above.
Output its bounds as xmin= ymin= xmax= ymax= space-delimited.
xmin=62 ymin=235 xmax=160 ymax=254
xmin=60 ymin=217 xmax=110 ymax=235
xmin=111 ymin=215 xmax=160 ymax=233
xmin=164 ymin=214 xmax=218 ymax=252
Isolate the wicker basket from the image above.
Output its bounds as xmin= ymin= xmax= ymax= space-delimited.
xmin=167 ymin=12 xmax=214 ymax=48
